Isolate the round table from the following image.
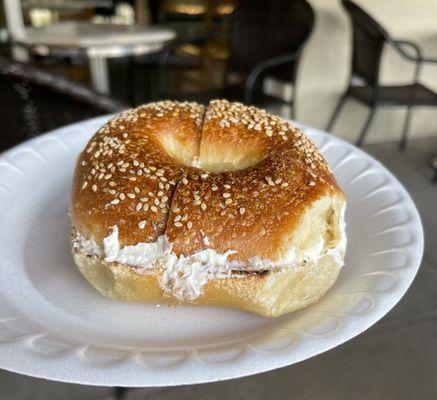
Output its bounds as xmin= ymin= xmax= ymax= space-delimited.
xmin=16 ymin=21 xmax=176 ymax=94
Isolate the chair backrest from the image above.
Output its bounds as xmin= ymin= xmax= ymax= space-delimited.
xmin=0 ymin=57 xmax=126 ymax=152
xmin=227 ymin=0 xmax=314 ymax=82
xmin=342 ymin=0 xmax=388 ymax=85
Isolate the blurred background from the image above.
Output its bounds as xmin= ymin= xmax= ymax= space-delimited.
xmin=0 ymin=0 xmax=436 ymax=399
xmin=2 ymin=0 xmax=437 ymax=144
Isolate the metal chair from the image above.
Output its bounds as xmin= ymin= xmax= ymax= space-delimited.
xmin=327 ymin=0 xmax=437 ymax=149
xmin=158 ymin=0 xmax=314 ymax=118
xmin=0 ymin=56 xmax=126 ymax=152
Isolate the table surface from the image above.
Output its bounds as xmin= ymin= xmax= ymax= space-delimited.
xmin=19 ymin=22 xmax=176 ymax=48
xmin=22 ymin=0 xmax=113 ymax=10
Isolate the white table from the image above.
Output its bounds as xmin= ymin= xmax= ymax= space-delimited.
xmin=15 ymin=21 xmax=175 ymax=94
xmin=21 ymin=0 xmax=113 ymax=11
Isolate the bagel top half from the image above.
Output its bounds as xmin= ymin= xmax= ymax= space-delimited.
xmin=71 ymin=99 xmax=346 ymax=314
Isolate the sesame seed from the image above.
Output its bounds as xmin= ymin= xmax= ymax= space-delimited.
xmin=136 ymin=203 xmax=142 ymax=211
xmin=109 ymin=189 xmax=116 ymax=195
xmin=129 ymin=177 xmax=137 ymax=181
xmin=187 ymin=221 xmax=193 ymax=229
xmin=151 ymin=205 xmax=158 ymax=212
xmin=182 ymin=177 xmax=188 ymax=185
xmin=281 ymin=182 xmax=289 ymax=187
xmin=174 ymin=222 xmax=183 ymax=227
xmin=225 ymin=198 xmax=232 ymax=205
xmin=223 ymin=192 xmax=231 ymax=198
xmin=239 ymin=207 xmax=246 ymax=215
xmin=309 ymin=181 xmax=316 ymax=186
xmin=109 ymin=181 xmax=117 ymax=187
xmin=81 ymin=181 xmax=88 ymax=189
xmin=201 ymin=173 xmax=209 ymax=179
xmin=127 ymin=193 xmax=135 ymax=199
xmin=138 ymin=220 xmax=147 ymax=229
xmin=111 ymin=199 xmax=120 ymax=205
xmin=211 ymin=185 xmax=218 ymax=191
xmin=143 ymin=203 xmax=149 ymax=211
xmin=174 ymin=215 xmax=181 ymax=222
xmin=119 ymin=193 xmax=126 ymax=200
xmin=92 ymin=184 xmax=97 ymax=192
xmin=201 ymin=203 xmax=207 ymax=211
xmin=134 ymin=187 xmax=140 ymax=193
xmin=154 ymin=198 xmax=160 ymax=206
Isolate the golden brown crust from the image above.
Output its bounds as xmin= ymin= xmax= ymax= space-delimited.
xmin=167 ymin=100 xmax=342 ymax=261
xmin=71 ymin=101 xmax=204 ymax=245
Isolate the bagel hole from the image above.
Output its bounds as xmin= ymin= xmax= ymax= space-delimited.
xmin=197 ymin=151 xmax=267 ymax=173
xmin=155 ymin=132 xmax=200 ymax=168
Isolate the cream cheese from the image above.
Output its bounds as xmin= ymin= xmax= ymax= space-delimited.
xmin=72 ymin=206 xmax=346 ymax=300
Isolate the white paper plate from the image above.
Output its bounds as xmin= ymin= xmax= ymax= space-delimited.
xmin=0 ymin=116 xmax=423 ymax=387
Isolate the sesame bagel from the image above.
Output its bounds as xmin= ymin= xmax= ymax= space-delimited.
xmin=71 ymin=99 xmax=346 ymax=317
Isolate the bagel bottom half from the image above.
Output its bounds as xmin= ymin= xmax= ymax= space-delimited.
xmin=72 ymin=248 xmax=341 ymax=317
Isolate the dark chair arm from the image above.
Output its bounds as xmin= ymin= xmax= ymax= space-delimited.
xmin=0 ymin=57 xmax=126 ymax=112
xmin=387 ymin=38 xmax=437 ymax=83
xmin=388 ymin=38 xmax=437 ymax=64
xmin=390 ymin=39 xmax=423 ymax=62
xmin=244 ymin=52 xmax=299 ymax=104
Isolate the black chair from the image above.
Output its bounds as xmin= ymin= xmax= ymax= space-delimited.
xmin=158 ymin=0 xmax=314 ymax=118
xmin=327 ymin=0 xmax=437 ymax=149
xmin=0 ymin=57 xmax=126 ymax=152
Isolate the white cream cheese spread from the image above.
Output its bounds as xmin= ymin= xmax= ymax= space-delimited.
xmin=72 ymin=206 xmax=346 ymax=300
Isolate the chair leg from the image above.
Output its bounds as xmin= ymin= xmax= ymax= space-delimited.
xmin=126 ymin=56 xmax=136 ymax=106
xmin=399 ymin=105 xmax=413 ymax=151
xmin=356 ymin=107 xmax=376 ymax=147
xmin=289 ymin=101 xmax=295 ymax=121
xmin=431 ymin=156 xmax=437 ymax=184
xmin=113 ymin=387 xmax=128 ymax=399
xmin=326 ymin=94 xmax=347 ymax=132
